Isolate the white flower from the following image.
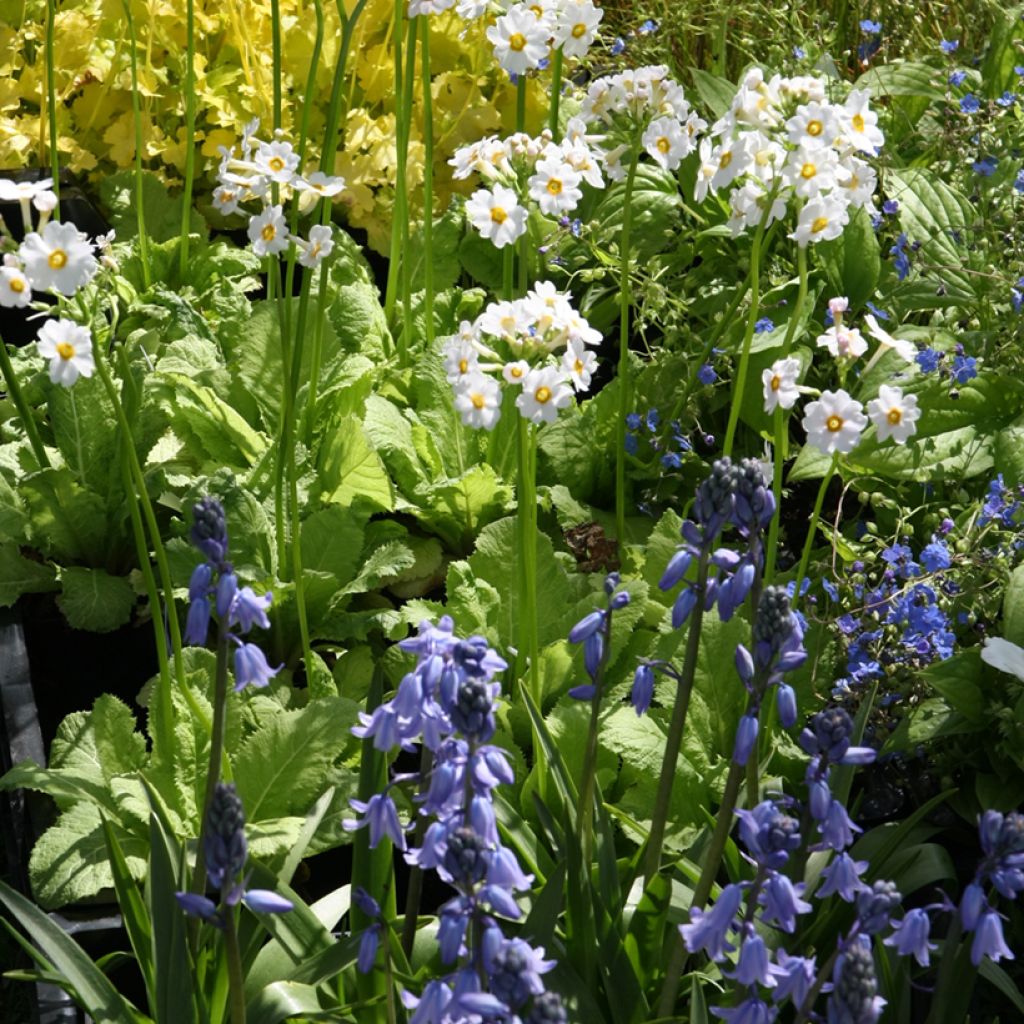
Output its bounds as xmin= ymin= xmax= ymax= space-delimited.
xmin=0 ymin=265 xmax=31 ymax=307
xmin=408 ymin=0 xmax=456 ymax=14
xmin=709 ymin=136 xmax=750 ymax=192
xmin=466 ymin=185 xmax=527 ymax=248
xmin=486 ymin=5 xmax=550 ymax=75
xmin=454 ymin=372 xmax=502 ymax=430
xmin=515 ymin=366 xmax=573 ymax=423
xmin=443 ymin=337 xmax=481 ymax=383
xmin=863 ymin=314 xmax=916 ymax=363
xmin=559 ymin=141 xmax=604 ymax=187
xmin=37 ymin=318 xmax=94 ymax=388
xmin=212 ymin=184 xmax=242 ymax=215
xmin=841 ymin=90 xmax=885 ymax=154
xmin=783 ymin=144 xmax=839 ymax=198
xmin=981 ymin=637 xmax=1024 ymax=682
xmin=642 ymin=117 xmax=692 ymax=170
xmin=801 ymin=388 xmax=867 ymax=454
xmin=562 ymin=337 xmax=597 ymax=391
xmin=836 ymin=155 xmax=878 ymax=209
xmin=762 ymin=357 xmax=801 ymax=413
xmin=502 ymin=359 xmax=530 ymax=385
xmin=456 ymin=0 xmax=488 ymax=15
xmin=253 ymin=140 xmax=299 ymax=184
xmin=828 ymin=295 xmax=849 ymax=319
xmin=32 ymin=189 xmax=57 ymax=214
xmin=19 ymin=221 xmax=98 ymax=296
xmin=478 ymin=298 xmax=531 ymax=341
xmin=727 ymin=180 xmax=787 ymax=236
xmin=867 ymin=384 xmax=920 ymax=445
xmin=0 ymin=177 xmax=53 ymax=202
xmin=298 ymin=224 xmax=334 ymax=268
xmin=553 ymin=0 xmax=603 ymax=59
xmin=298 ymin=171 xmax=347 ymax=197
xmin=527 ymin=156 xmax=583 ymax=216
xmin=816 ymin=325 xmax=867 ymax=360
xmin=247 ymin=205 xmax=290 ymax=256
xmin=789 ymin=195 xmax=849 ymax=247
xmin=784 ymin=102 xmax=839 ymax=147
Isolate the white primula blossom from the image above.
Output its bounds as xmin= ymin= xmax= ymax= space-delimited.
xmin=528 ymin=156 xmax=583 ymax=216
xmin=802 ymin=388 xmax=867 ymax=454
xmin=254 ymin=140 xmax=299 ymax=184
xmin=816 ymin=325 xmax=868 ymax=360
xmin=37 ymin=318 xmax=95 ymax=388
xmin=562 ymin=338 xmax=597 ymax=391
xmin=560 ymin=141 xmax=604 ymax=188
xmin=783 ymin=145 xmax=839 ymax=199
xmin=516 ymin=366 xmax=573 ymax=423
xmin=248 ymin=205 xmax=290 ymax=256
xmin=727 ymin=180 xmax=787 ymax=236
xmin=19 ymin=221 xmax=98 ymax=296
xmin=789 ymin=195 xmax=849 ymax=247
xmin=443 ymin=337 xmax=481 ymax=383
xmin=863 ymin=314 xmax=917 ymax=363
xmin=867 ymin=385 xmax=920 ymax=445
xmin=454 ymin=373 xmax=502 ymax=430
xmin=298 ymin=225 xmax=334 ymax=268
xmin=762 ymin=357 xmax=802 ymax=413
xmin=0 ymin=265 xmax=31 ymax=307
xmin=213 ymin=184 xmax=242 ymax=215
xmin=642 ymin=117 xmax=692 ymax=170
xmin=841 ymin=90 xmax=885 ymax=154
xmin=553 ymin=0 xmax=603 ymax=59
xmin=828 ymin=295 xmax=849 ymax=319
xmin=502 ymin=360 xmax=530 ymax=385
xmin=486 ymin=5 xmax=550 ymax=75
xmin=784 ymin=102 xmax=840 ymax=148
xmin=456 ymin=0 xmax=488 ymax=15
xmin=466 ymin=185 xmax=528 ymax=248
xmin=298 ymin=171 xmax=347 ymax=198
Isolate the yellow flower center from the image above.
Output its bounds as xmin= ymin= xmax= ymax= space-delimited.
xmin=800 ymin=162 xmax=817 ymax=179
xmin=546 ymin=178 xmax=563 ymax=195
xmin=806 ymin=119 xmax=823 ymax=137
xmin=48 ymin=249 xmax=67 ymax=270
xmin=846 ymin=174 xmax=860 ymax=190
xmin=811 ymin=216 xmax=829 ymax=234
xmin=269 ymin=156 xmax=285 ymax=173
xmin=574 ymin=358 xmax=584 ymax=373
xmin=887 ymin=408 xmax=902 ymax=425
xmin=471 ymin=392 xmax=486 ymax=410
xmin=509 ymin=32 xmax=527 ymax=51
xmin=770 ymin=374 xmax=781 ymax=392
xmin=826 ymin=414 xmax=843 ymax=433
xmin=9 ymin=277 xmax=25 ymax=293
xmin=261 ymin=224 xmax=276 ymax=242
xmin=719 ymin=150 xmax=733 ymax=170
xmin=491 ymin=206 xmax=508 ymax=224
xmin=656 ymin=137 xmax=671 ymax=154
xmin=757 ymin=96 xmax=769 ymax=111
xmin=529 ymin=4 xmax=543 ymax=16
xmin=510 ymin=365 xmax=523 ymax=379
xmin=56 ymin=341 xmax=75 ymax=360
xmin=458 ymin=358 xmax=469 ymax=373
xmin=571 ymin=22 xmax=587 ymax=37
xmin=535 ymin=385 xmax=552 ymax=403
xmin=852 ymin=113 xmax=865 ymax=132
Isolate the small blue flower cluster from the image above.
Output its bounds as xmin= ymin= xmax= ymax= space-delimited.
xmin=624 ymin=407 xmax=696 ymax=468
xmin=890 ymin=233 xmax=912 ymax=281
xmin=184 ymin=497 xmax=281 ymax=691
xmin=979 ymin=474 xmax=1024 ymax=528
xmin=858 ymin=20 xmax=882 ymax=64
xmin=345 ymin=617 xmax=565 ymax=1024
xmin=176 ymin=782 xmax=293 ymax=925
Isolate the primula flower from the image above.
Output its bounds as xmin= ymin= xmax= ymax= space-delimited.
xmin=515 ymin=367 xmax=573 ymax=424
xmin=867 ymin=385 xmax=920 ymax=445
xmin=486 ymin=5 xmax=550 ymax=75
xmin=863 ymin=313 xmax=916 ymax=362
xmin=466 ymin=185 xmax=527 ymax=248
xmin=248 ymin=205 xmax=289 ymax=256
xmin=0 ymin=265 xmax=31 ymax=307
xmin=642 ymin=116 xmax=693 ymax=170
xmin=801 ymin=389 xmax=867 ymax=454
xmin=562 ymin=337 xmax=597 ymax=390
xmin=36 ymin=318 xmax=95 ymax=387
xmin=816 ymin=325 xmax=867 ymax=360
xmin=454 ymin=373 xmax=502 ymax=430
xmin=527 ymin=156 xmax=583 ymax=216
xmin=762 ymin=357 xmax=801 ymax=413
xmin=297 ymin=224 xmax=335 ymax=268
xmin=20 ymin=221 xmax=98 ymax=296
xmin=552 ymin=0 xmax=603 ymax=59
xmin=790 ymin=195 xmax=849 ymax=246
xmin=253 ymin=140 xmax=299 ymax=183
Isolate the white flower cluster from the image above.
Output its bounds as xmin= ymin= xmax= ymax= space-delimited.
xmin=578 ymin=64 xmax=705 ymax=181
xmin=443 ymin=281 xmax=601 ymax=429
xmin=762 ymin=298 xmax=923 ymax=453
xmin=483 ymin=0 xmax=604 ymax=76
xmin=454 ymin=123 xmax=603 ymax=248
xmin=695 ymin=69 xmax=884 ymax=245
xmin=213 ymin=119 xmax=345 ymax=267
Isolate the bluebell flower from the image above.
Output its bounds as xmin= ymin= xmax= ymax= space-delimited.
xmin=736 ymin=801 xmax=801 ymax=869
xmin=916 ymin=348 xmax=941 ymax=373
xmin=632 ymin=663 xmax=655 ymax=715
xmin=733 ymin=714 xmax=760 ymax=766
xmin=949 ymin=69 xmax=967 ymax=86
xmin=1017 ymin=65 xmax=1024 ymax=76
xmin=710 ymin=997 xmax=775 ymax=1024
xmin=754 ymin=317 xmax=774 ymax=333
xmin=529 ymin=992 xmax=568 ymax=1023
xmin=759 ymin=872 xmax=812 ymax=932
xmin=772 ymin=950 xmax=816 ymax=1008
xmin=884 ymin=908 xmax=936 ymax=966
xmin=345 ymin=792 xmax=407 ymax=850
xmin=818 ymin=852 xmax=868 ymax=901
xmin=190 ymin=497 xmax=229 ymax=568
xmin=960 ymin=94 xmax=981 ymax=113
xmin=184 ymin=594 xmax=211 ymax=645
xmin=971 ymin=909 xmax=1014 ymax=965
xmin=485 ymin=937 xmax=555 ymax=1008
xmin=940 ymin=39 xmax=959 ymax=53
xmin=232 ymin=640 xmax=282 ymax=691
xmin=680 ymin=883 xmax=743 ymax=958
xmin=857 ymin=880 xmax=902 ymax=935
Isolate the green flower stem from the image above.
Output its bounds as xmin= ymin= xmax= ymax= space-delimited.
xmin=502 ymin=247 xmax=514 ymax=302
xmin=383 ymin=0 xmax=406 ymax=330
xmin=270 ymin=0 xmax=282 ymax=131
xmin=516 ymin=75 xmax=527 ymax=131
xmin=516 ymin=416 xmax=540 ymax=704
xmin=420 ymin=15 xmax=435 ymax=347
xmin=642 ymin=549 xmax=710 ymax=883
xmin=122 ymin=0 xmax=151 ymax=289
xmin=548 ymin=47 xmax=564 ymax=136
xmin=398 ymin=17 xmax=417 ymax=358
xmin=223 ymin=904 xmax=247 ymax=1024
xmin=45 ymin=0 xmax=59 ymax=214
xmin=765 ymin=245 xmax=809 ymax=581
xmin=578 ymin=614 xmax=612 ymax=870
xmin=178 ymin=0 xmax=197 ymax=277
xmin=925 ymin=914 xmax=970 ymax=1024
xmin=0 ymin=336 xmax=50 ymax=470
xmin=792 ymin=455 xmax=838 ymax=610
xmin=401 ymin=744 xmax=434 ymax=955
xmin=721 ymin=214 xmax=771 ymax=459
xmin=614 ymin=149 xmax=641 ymax=544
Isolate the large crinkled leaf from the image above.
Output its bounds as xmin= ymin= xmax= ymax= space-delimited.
xmin=57 ymin=566 xmax=136 ymax=632
xmin=590 ymin=163 xmax=683 ymax=261
xmin=100 ymin=169 xmax=207 ymax=244
xmin=29 ymin=801 xmax=147 ymax=908
xmin=0 ymin=461 xmax=28 ymax=540
xmin=363 ymin=395 xmax=430 ymax=497
xmin=326 ymin=230 xmax=393 ymax=360
xmin=299 ymin=505 xmax=366 ymax=585
xmin=856 ymin=61 xmax=945 ymax=99
xmin=315 ymin=413 xmax=394 ymax=513
xmin=20 ymin=469 xmax=110 ymax=563
xmin=233 ymin=697 xmax=360 ymax=822
xmin=0 ymin=541 xmax=57 ymax=607
xmin=415 ymin=464 xmax=515 ymax=551
xmin=46 ymin=374 xmax=119 ymax=495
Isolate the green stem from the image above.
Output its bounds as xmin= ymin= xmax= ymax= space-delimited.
xmin=516 ymin=417 xmax=540 ymax=704
xmin=223 ymin=905 xmax=247 ymax=1024
xmin=420 ymin=15 xmax=435 ymax=348
xmin=721 ymin=215 xmax=769 ymax=459
xmin=614 ymin=149 xmax=641 ymax=543
xmin=502 ymin=247 xmax=514 ymax=302
xmin=642 ymin=550 xmax=710 ymax=883
xmin=122 ymin=0 xmax=151 ymax=289
xmin=270 ymin=0 xmax=282 ymax=131
xmin=548 ymin=47 xmax=563 ymax=136
xmin=398 ymin=16 xmax=416 ymax=357
xmin=383 ymin=0 xmax=406 ymax=329
xmin=401 ymin=744 xmax=434 ymax=955
xmin=792 ymin=456 xmax=838 ymax=610
xmin=0 ymin=335 xmax=50 ymax=469
xmin=45 ymin=0 xmax=59 ymax=215
xmin=178 ymin=0 xmax=197 ymax=277
xmin=516 ymin=74 xmax=526 ymax=132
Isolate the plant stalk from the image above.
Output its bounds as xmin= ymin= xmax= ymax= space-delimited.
xmin=178 ymin=0 xmax=197 ymax=276
xmin=792 ymin=455 xmax=838 ymax=610
xmin=0 ymin=336 xmax=50 ymax=470
xmin=420 ymin=14 xmax=435 ymax=347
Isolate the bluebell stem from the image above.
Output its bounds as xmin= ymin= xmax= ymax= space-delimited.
xmin=345 ymin=617 xmax=561 ymax=1021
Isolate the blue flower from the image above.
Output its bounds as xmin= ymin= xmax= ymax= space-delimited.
xmin=610 ymin=36 xmax=626 ymax=55
xmin=857 ymin=880 xmax=902 ymax=935
xmin=1014 ymin=170 xmax=1024 ymax=195
xmin=996 ymin=91 xmax=1017 ymax=107
xmin=916 ymin=348 xmax=941 ymax=373
xmin=233 ymin=640 xmax=282 ymax=691
xmin=865 ymin=301 xmax=890 ymax=320
xmin=949 ymin=69 xmax=967 ymax=86
xmin=884 ymin=908 xmax=936 ymax=966
xmin=754 ymin=317 xmax=775 ymax=333
xmin=345 ymin=792 xmax=407 ymax=850
xmin=680 ymin=883 xmax=742 ymax=959
xmin=881 ymin=199 xmax=899 ymax=216
xmin=793 ymin=45 xmax=806 ymax=59
xmin=951 ymin=354 xmax=978 ymax=383
xmin=827 ymin=936 xmax=885 ymax=1024
xmin=631 ymin=663 xmax=655 ymax=715
xmin=971 ymin=909 xmax=1014 ymax=966
xmin=698 ymin=362 xmax=717 ymax=385
xmin=859 ymin=19 xmax=881 ymax=33
xmin=940 ymin=39 xmax=959 ymax=53
xmin=637 ymin=18 xmax=658 ymax=34
xmin=817 ymin=852 xmax=868 ymax=901
xmin=960 ymin=94 xmax=981 ymax=113
xmin=890 ymin=234 xmax=911 ymax=280
xmin=972 ymin=155 xmax=998 ymax=177
xmin=920 ymin=539 xmax=952 ymax=572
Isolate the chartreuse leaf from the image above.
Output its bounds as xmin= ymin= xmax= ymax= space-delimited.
xmin=0 ymin=541 xmax=57 ymax=607
xmin=315 ymin=413 xmax=394 ymax=513
xmin=57 ymin=566 xmax=136 ymax=632
xmin=1002 ymin=564 xmax=1024 ymax=647
xmin=100 ymin=169 xmax=206 ymax=243
xmin=816 ymin=206 xmax=880 ymax=310
xmin=248 ymin=981 xmax=360 ymax=1024
xmin=0 ymin=879 xmax=145 ymax=1023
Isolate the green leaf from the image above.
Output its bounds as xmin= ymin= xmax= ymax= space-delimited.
xmin=326 ymin=231 xmax=394 ymax=360
xmin=921 ymin=650 xmax=985 ymax=723
xmin=0 ymin=879 xmax=142 ymax=1022
xmin=46 ymin=374 xmax=120 ymax=494
xmin=856 ymin=61 xmax=945 ymax=99
xmin=248 ymin=981 xmax=354 ymax=1024
xmin=815 ymin=206 xmax=880 ymax=311
xmin=100 ymin=169 xmax=207 ymax=244
xmin=590 ymin=163 xmax=682 ymax=262
xmin=690 ymin=68 xmax=739 ymax=120
xmin=57 ymin=566 xmax=136 ymax=632
xmin=20 ymin=468 xmax=111 ymax=563
xmin=979 ymin=958 xmax=1024 ymax=1015
xmin=315 ymin=413 xmax=394 ymax=512
xmin=300 ymin=506 xmax=366 ymax=583
xmin=0 ymin=541 xmax=57 ymax=607
xmin=1003 ymin=564 xmax=1024 ymax=648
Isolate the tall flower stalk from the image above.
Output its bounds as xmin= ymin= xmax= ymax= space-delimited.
xmin=44 ymin=0 xmax=59 ymax=215
xmin=121 ymin=0 xmax=151 ymax=288
xmin=420 ymin=13 xmax=435 ymax=347
xmin=178 ymin=0 xmax=197 ymax=276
